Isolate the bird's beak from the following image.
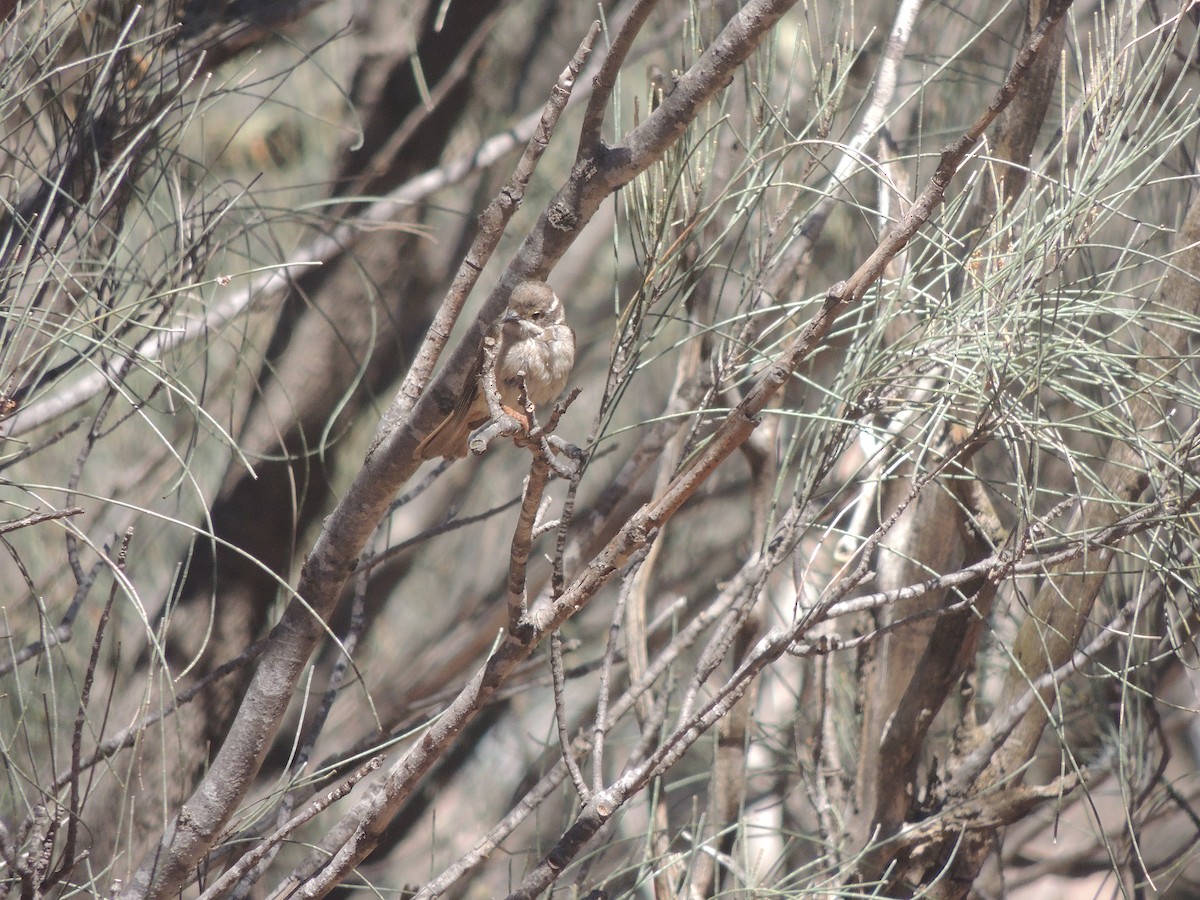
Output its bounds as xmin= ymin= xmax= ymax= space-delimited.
xmin=502 ymin=311 xmax=520 ymax=325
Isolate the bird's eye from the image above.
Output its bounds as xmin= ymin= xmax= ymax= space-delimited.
xmin=531 ymin=311 xmax=543 ymax=319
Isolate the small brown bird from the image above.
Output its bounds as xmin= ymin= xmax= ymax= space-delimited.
xmin=418 ymin=280 xmax=576 ymax=459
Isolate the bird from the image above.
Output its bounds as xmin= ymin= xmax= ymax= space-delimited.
xmin=417 ymin=280 xmax=576 ymax=459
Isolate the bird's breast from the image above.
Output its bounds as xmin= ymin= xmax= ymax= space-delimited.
xmin=498 ymin=330 xmax=574 ymax=407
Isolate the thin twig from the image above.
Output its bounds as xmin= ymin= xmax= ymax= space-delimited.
xmin=506 ymin=457 xmax=552 ymax=632
xmin=0 ymin=506 xmax=85 ymax=536
xmin=194 ymin=755 xmax=385 ymax=900
xmin=0 ymin=554 xmax=99 ymax=680
xmin=39 ymin=529 xmax=132 ymax=895
xmin=944 ymin=597 xmax=1144 ymax=797
xmin=593 ymin=550 xmax=646 ymax=795
xmin=47 ymin=638 xmax=270 ymax=795
xmin=550 ymin=632 xmax=590 ymax=801
xmin=363 ymin=492 xmax=524 ymax=574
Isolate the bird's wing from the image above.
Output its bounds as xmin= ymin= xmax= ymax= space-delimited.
xmin=416 ymin=347 xmax=489 ymax=460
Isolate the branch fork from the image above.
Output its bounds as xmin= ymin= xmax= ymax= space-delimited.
xmin=469 ymin=334 xmax=582 ymax=477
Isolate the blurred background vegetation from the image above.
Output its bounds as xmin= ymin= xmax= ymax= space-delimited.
xmin=2 ymin=0 xmax=1200 ymax=897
